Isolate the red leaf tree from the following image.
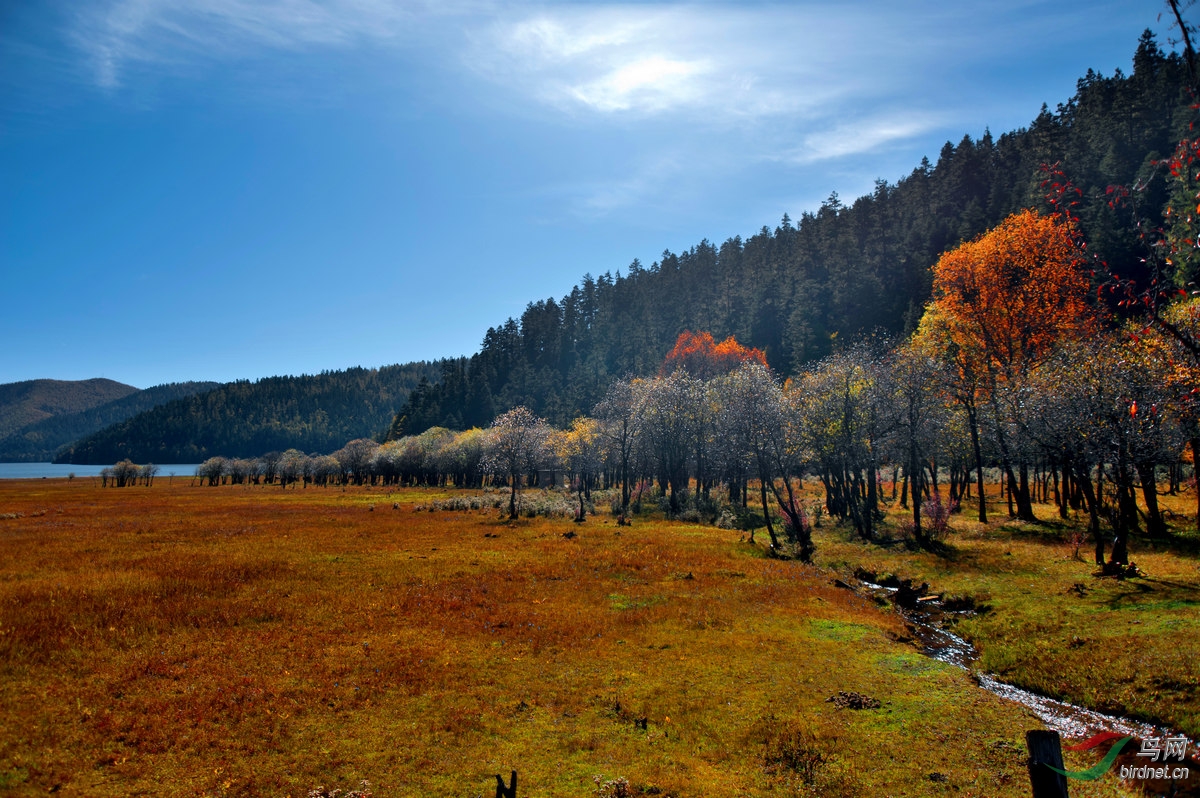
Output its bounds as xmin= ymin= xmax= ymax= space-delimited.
xmin=660 ymin=331 xmax=768 ymax=381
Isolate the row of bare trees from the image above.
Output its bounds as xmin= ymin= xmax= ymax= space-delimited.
xmin=178 ymin=303 xmax=1199 ymax=570
xmin=176 ymin=204 xmax=1200 ymax=571
xmin=194 ymin=440 xmax=395 ymax=488
xmin=100 ymin=460 xmax=158 ymax=487
xmin=584 ymin=316 xmax=1196 ymax=568
xmin=98 ymin=460 xmax=158 ymax=484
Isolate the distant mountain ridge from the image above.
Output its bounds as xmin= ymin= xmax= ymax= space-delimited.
xmin=55 ymin=363 xmax=440 ymax=464
xmin=0 ymin=378 xmax=138 ymax=441
xmin=0 ymin=381 xmax=221 ymax=462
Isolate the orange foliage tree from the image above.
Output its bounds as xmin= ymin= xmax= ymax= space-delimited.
xmin=918 ymin=209 xmax=1098 ymax=521
xmin=927 ymin=209 xmax=1095 ymax=377
xmin=660 ymin=330 xmax=768 ymax=380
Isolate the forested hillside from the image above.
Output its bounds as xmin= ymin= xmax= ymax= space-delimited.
xmin=392 ymin=32 xmax=1190 ymax=435
xmin=0 ymin=378 xmax=138 ymax=440
xmin=0 ymin=381 xmax=220 ymax=462
xmin=55 ymin=363 xmax=440 ymax=464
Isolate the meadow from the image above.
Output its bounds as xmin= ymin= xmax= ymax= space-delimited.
xmin=1 ymin=479 xmax=1197 ymax=797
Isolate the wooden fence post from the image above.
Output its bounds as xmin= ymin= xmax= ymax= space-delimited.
xmin=495 ymin=770 xmax=517 ymax=798
xmin=1026 ymin=730 xmax=1069 ymax=798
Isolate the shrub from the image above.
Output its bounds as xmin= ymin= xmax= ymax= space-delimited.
xmin=921 ymin=493 xmax=959 ymax=540
xmin=781 ymin=498 xmax=810 ymax=545
xmin=592 ymin=775 xmax=631 ymax=798
xmin=899 ymin=492 xmax=959 ymax=542
xmin=749 ymin=714 xmax=860 ymax=795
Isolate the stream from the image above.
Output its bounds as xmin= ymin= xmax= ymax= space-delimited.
xmin=854 ymin=578 xmax=1196 ymax=746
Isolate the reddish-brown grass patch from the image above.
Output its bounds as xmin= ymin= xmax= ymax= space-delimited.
xmin=1 ymin=481 xmax=1047 ymax=796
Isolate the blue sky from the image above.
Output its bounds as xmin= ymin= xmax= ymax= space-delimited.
xmin=0 ymin=0 xmax=1179 ymax=388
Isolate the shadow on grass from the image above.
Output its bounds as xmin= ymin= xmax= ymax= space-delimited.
xmin=1101 ymin=573 xmax=1200 ymax=611
xmin=1134 ymin=528 xmax=1200 ymax=558
xmin=1001 ymin=516 xmax=1073 ymax=540
xmin=1002 ymin=509 xmax=1200 ymax=559
xmin=1138 ymin=576 xmax=1200 ymax=595
xmin=829 ymin=519 xmax=973 ymax=563
xmin=914 ymin=538 xmax=966 ymax=560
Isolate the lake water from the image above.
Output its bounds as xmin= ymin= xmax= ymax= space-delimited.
xmin=0 ymin=463 xmax=203 ymax=480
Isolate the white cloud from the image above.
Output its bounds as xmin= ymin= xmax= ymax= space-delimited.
xmin=59 ymin=0 xmax=1108 ymax=221
xmin=467 ymin=3 xmax=1042 ymax=125
xmin=780 ymin=114 xmax=947 ymax=165
xmin=504 ymin=14 xmax=643 ymax=61
xmin=70 ymin=1 xmax=982 ymax=124
xmin=477 ymin=5 xmax=837 ymax=119
xmin=71 ymin=0 xmax=436 ymax=88
xmin=568 ymin=55 xmax=711 ymax=112
xmin=456 ymin=4 xmax=976 ymax=216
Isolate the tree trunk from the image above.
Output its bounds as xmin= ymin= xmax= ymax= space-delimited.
xmin=1052 ymin=463 xmax=1063 ymax=518
xmin=1136 ymin=461 xmax=1166 ymax=537
xmin=1016 ymin=462 xmax=1036 ymax=522
xmin=867 ymin=463 xmax=878 ymax=533
xmin=850 ymin=467 xmax=870 ymax=540
xmin=1193 ymin=437 xmax=1200 ymax=533
xmin=668 ymin=466 xmax=684 ymax=515
xmin=967 ymin=403 xmax=988 ymax=523
xmin=1111 ymin=458 xmax=1138 ymax=565
xmin=759 ymin=475 xmax=778 ymax=549
xmin=909 ymin=446 xmax=924 ymax=542
xmin=1074 ymin=462 xmax=1105 ymax=566
xmin=770 ymin=476 xmax=814 ymax=562
xmin=620 ymin=451 xmax=630 ymax=515
xmin=1004 ymin=464 xmax=1017 ymax=517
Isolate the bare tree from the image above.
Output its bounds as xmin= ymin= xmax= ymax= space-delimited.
xmin=634 ymin=371 xmax=704 ymax=514
xmin=482 ymin=407 xmax=552 ymax=518
xmin=334 ymin=439 xmax=381 ymax=485
xmin=884 ymin=344 xmax=952 ymax=545
xmin=714 ymin=362 xmax=784 ymax=549
xmin=278 ymin=449 xmax=308 ymax=487
xmin=594 ymin=378 xmax=639 ymax=516
xmin=198 ymin=457 xmax=226 ymax=486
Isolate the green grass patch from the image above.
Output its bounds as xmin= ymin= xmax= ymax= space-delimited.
xmin=807 ymin=618 xmax=878 ymax=642
xmin=607 ymin=593 xmax=667 ymax=611
xmin=815 ymin=489 xmax=1200 ymax=740
xmin=877 ymin=652 xmax=945 ymax=676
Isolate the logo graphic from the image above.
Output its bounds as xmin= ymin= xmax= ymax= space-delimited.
xmin=1046 ymin=732 xmax=1192 ymax=782
xmin=1046 ymin=733 xmax=1134 ymax=781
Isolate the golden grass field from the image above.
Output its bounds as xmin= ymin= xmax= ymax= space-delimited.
xmin=1 ymin=479 xmax=1197 ymax=797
